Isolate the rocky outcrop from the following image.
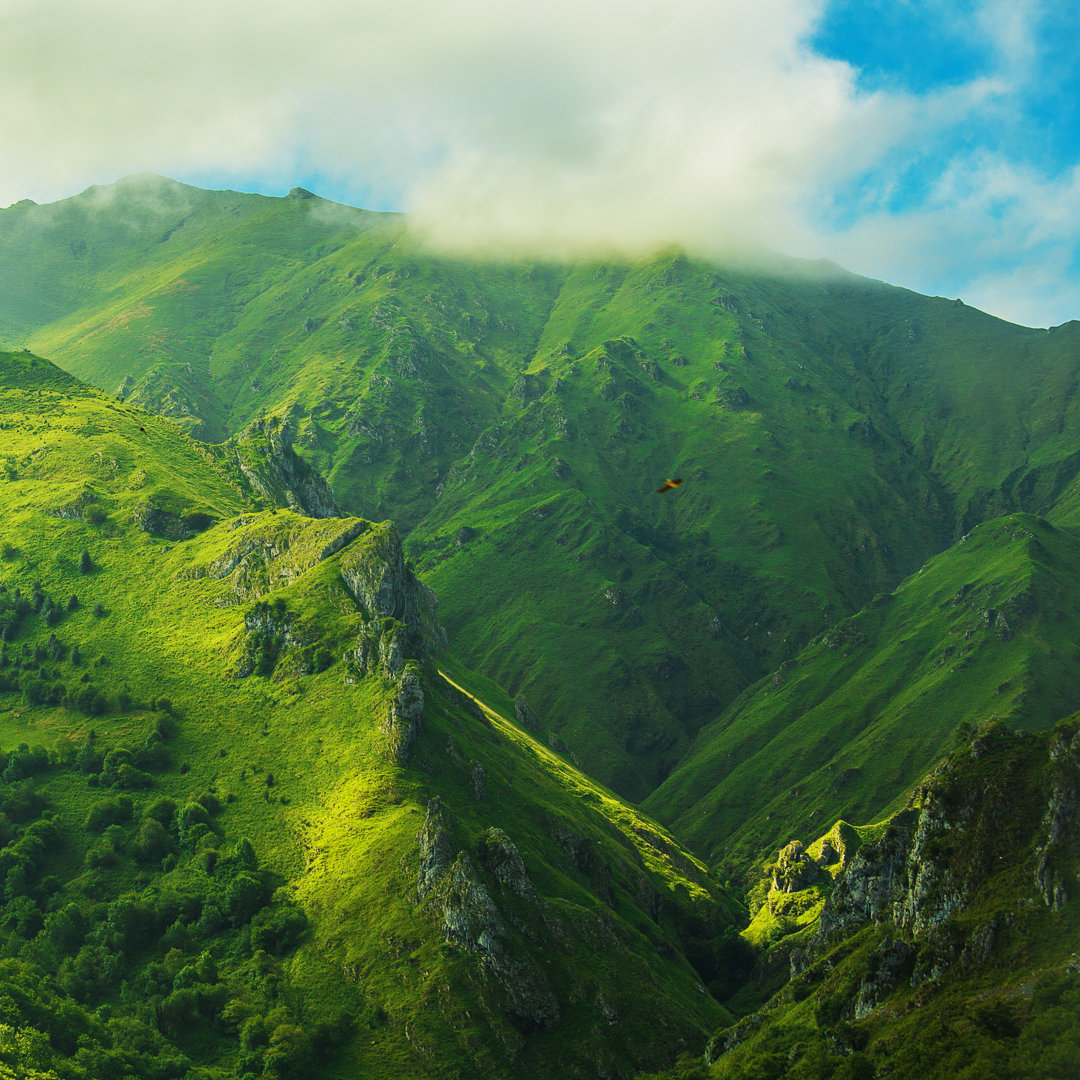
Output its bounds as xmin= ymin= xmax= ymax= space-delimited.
xmin=46 ymin=487 xmax=100 ymax=521
xmin=340 ymin=522 xmax=445 ymax=687
xmin=415 ymin=801 xmax=559 ymax=1032
xmin=132 ymin=501 xmax=214 ymax=541
xmin=1034 ymin=725 xmax=1079 ymax=910
xmin=798 ymin=722 xmax=1080 ymax=991
xmin=513 ymin=695 xmax=540 ymax=732
xmin=184 ymin=515 xmax=370 ymax=603
xmin=771 ymin=841 xmax=819 ymax=894
xmin=382 ymin=663 xmax=424 ymax=763
xmin=229 ymin=415 xmax=340 ymax=518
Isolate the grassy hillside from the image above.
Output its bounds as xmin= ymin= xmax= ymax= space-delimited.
xmin=0 ymin=352 xmax=744 ymax=1079
xmin=645 ymin=512 xmax=1080 ymax=876
xmin=643 ymin=719 xmax=1080 ymax=1080
xmin=7 ymin=178 xmax=1080 ymax=804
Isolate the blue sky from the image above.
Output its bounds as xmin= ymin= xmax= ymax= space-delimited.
xmin=2 ymin=0 xmax=1079 ymax=327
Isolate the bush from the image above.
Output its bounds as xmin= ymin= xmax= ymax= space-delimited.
xmin=79 ymin=549 xmax=94 ymax=574
xmin=75 ymin=738 xmax=103 ymax=775
xmin=134 ymin=819 xmax=171 ymax=863
xmin=73 ymin=684 xmax=107 ymax=715
xmin=85 ymin=795 xmax=134 ymax=832
xmin=177 ymin=802 xmax=211 ymax=844
xmin=145 ymin=797 xmax=177 ymax=827
xmin=250 ymin=905 xmax=309 ymax=956
xmin=226 ymin=872 xmax=267 ymax=925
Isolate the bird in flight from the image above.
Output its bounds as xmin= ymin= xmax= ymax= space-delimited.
xmin=138 ymin=426 xmax=146 ymax=433
xmin=656 ymin=477 xmax=684 ymax=493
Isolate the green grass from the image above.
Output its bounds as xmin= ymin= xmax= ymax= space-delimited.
xmin=12 ymin=180 xmax=1080 ymax=802
xmin=0 ymin=352 xmax=743 ymax=1078
xmin=645 ymin=512 xmax=1080 ymax=875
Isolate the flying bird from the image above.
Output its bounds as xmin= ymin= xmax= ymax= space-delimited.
xmin=138 ymin=426 xmax=146 ymax=433
xmin=656 ymin=477 xmax=684 ymax=494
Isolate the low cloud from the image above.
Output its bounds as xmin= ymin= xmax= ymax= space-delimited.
xmin=1 ymin=0 xmax=1078 ymax=325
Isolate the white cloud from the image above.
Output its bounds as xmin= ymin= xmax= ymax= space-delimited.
xmin=0 ymin=0 xmax=1077 ymax=324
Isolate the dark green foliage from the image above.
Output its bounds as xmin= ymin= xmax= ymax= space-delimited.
xmin=2 ymin=743 xmax=50 ymax=782
xmin=85 ymin=794 xmax=133 ymax=831
xmin=145 ymin=797 xmax=177 ymax=827
xmin=249 ymin=903 xmax=308 ymax=956
xmin=72 ymin=682 xmax=107 ymax=715
xmin=75 ymin=736 xmax=103 ymax=775
xmin=78 ymin=548 xmax=93 ymax=573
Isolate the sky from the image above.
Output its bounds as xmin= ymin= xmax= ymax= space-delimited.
xmin=1 ymin=0 xmax=1079 ymax=327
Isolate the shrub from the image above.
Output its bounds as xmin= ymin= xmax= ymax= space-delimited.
xmin=250 ymin=905 xmax=309 ymax=956
xmin=226 ymin=872 xmax=267 ymax=925
xmin=73 ymin=684 xmax=107 ymax=715
xmin=134 ymin=819 xmax=170 ymax=863
xmin=115 ymin=763 xmax=153 ymax=790
xmin=177 ymin=802 xmax=211 ymax=843
xmin=66 ymin=595 xmax=78 ymax=612
xmin=79 ymin=549 xmax=94 ymax=574
xmin=21 ymin=677 xmax=49 ymax=706
xmin=85 ymin=795 xmax=133 ymax=832
xmin=145 ymin=797 xmax=177 ymax=827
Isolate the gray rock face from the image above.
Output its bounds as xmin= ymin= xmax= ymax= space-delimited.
xmin=233 ymin=601 xmax=313 ymax=678
xmin=46 ymin=487 xmax=99 ymax=521
xmin=853 ymin=938 xmax=914 ymax=1018
xmin=417 ymin=798 xmax=453 ymax=899
xmin=185 ymin=517 xmax=370 ymax=604
xmin=481 ymin=828 xmax=536 ymax=901
xmin=772 ymin=841 xmax=819 ymax=894
xmin=415 ymin=804 xmax=559 ymax=1032
xmin=231 ymin=415 xmax=340 ymax=519
xmin=382 ymin=663 xmax=424 ymax=763
xmin=807 ymin=724 xmax=1080 ymax=995
xmin=513 ymin=695 xmax=540 ymax=732
xmin=339 ymin=523 xmax=446 ymax=751
xmin=131 ymin=502 xmax=210 ymax=541
xmin=1035 ymin=726 xmax=1079 ymax=909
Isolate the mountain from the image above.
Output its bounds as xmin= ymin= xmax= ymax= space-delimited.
xmin=0 ymin=350 xmax=742 ymax=1079
xmin=3 ymin=177 xmax=1080 ymax=1077
xmin=645 ymin=511 xmax=1080 ymax=877
xmin=647 ymin=718 xmax=1080 ymax=1080
xmin=8 ymin=175 xmax=1080 ymax=806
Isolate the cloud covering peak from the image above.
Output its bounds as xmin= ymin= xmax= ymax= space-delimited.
xmin=2 ymin=0 xmax=1079 ymax=325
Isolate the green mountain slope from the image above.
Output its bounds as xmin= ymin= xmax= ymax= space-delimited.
xmin=646 ymin=719 xmax=1080 ymax=1080
xmin=7 ymin=177 xmax=1080 ymax=802
xmin=0 ymin=351 xmax=743 ymax=1080
xmin=645 ymin=512 xmax=1080 ymax=875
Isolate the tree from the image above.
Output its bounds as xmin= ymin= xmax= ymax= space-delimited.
xmin=79 ymin=549 xmax=94 ymax=574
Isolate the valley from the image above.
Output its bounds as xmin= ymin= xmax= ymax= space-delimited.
xmin=0 ymin=177 xmax=1078 ymax=1078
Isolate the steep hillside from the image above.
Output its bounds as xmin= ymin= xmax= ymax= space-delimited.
xmin=7 ymin=178 xmax=1080 ymax=800
xmin=0 ymin=352 xmax=743 ymax=1080
xmin=646 ymin=512 xmax=1080 ymax=875
xmin=645 ymin=719 xmax=1080 ymax=1080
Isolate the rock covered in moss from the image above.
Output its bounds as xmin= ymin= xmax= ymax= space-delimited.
xmin=771 ymin=841 xmax=819 ymax=893
xmin=382 ymin=663 xmax=424 ymax=763
xmin=229 ymin=415 xmax=340 ymax=518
